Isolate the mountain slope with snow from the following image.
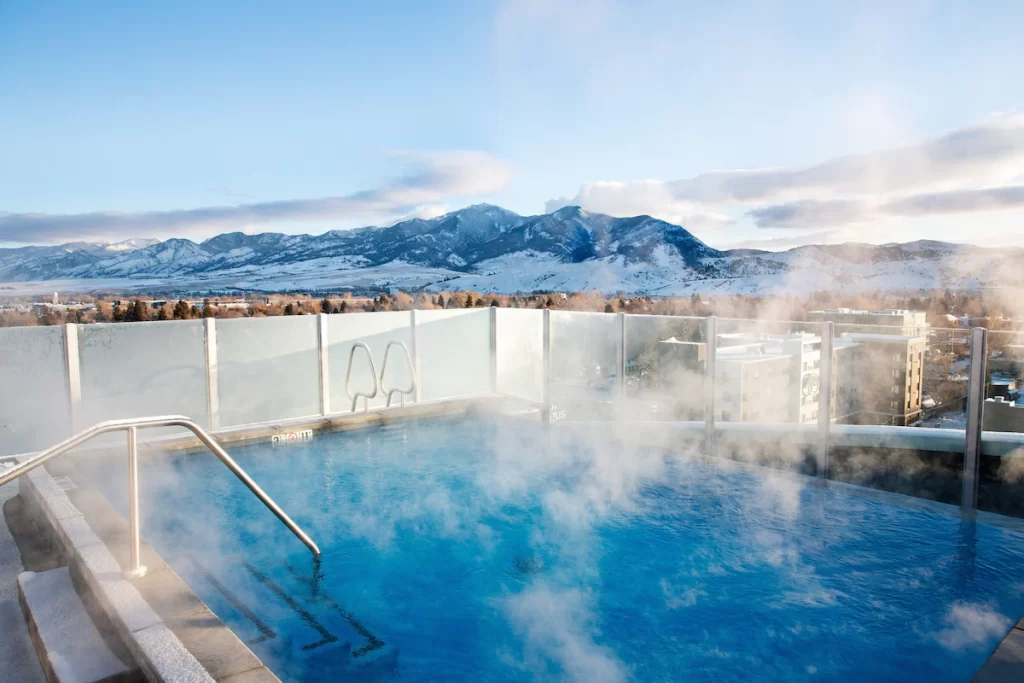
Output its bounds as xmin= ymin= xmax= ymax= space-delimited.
xmin=0 ymin=204 xmax=1019 ymax=295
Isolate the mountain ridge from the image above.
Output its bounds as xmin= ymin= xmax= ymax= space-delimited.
xmin=0 ymin=204 xmax=1019 ymax=295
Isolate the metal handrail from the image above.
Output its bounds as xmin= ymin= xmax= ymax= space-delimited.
xmin=380 ymin=340 xmax=418 ymax=408
xmin=0 ymin=415 xmax=320 ymax=578
xmin=345 ymin=342 xmax=378 ymax=413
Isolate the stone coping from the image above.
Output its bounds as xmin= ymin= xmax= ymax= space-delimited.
xmin=19 ymin=462 xmax=276 ymax=683
xmin=972 ymin=617 xmax=1024 ymax=682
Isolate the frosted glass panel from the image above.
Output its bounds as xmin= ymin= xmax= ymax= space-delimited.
xmin=327 ymin=312 xmax=412 ymax=412
xmin=0 ymin=326 xmax=69 ymax=455
xmin=496 ymin=308 xmax=543 ymax=402
xmin=217 ymin=316 xmax=320 ymax=427
xmin=79 ymin=321 xmax=208 ymax=428
xmin=417 ymin=309 xmax=490 ymax=401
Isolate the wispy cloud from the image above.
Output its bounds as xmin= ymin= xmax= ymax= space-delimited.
xmin=0 ymin=150 xmax=513 ymax=245
xmin=549 ymin=115 xmax=1024 ymax=237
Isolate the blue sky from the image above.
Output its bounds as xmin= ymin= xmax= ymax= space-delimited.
xmin=2 ymin=0 xmax=1024 ymax=249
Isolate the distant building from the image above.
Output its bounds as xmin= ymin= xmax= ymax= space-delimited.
xmin=656 ymin=338 xmax=706 ymax=389
xmin=716 ymin=350 xmax=796 ymax=423
xmin=836 ymin=333 xmax=926 ymax=426
xmin=807 ymin=308 xmax=928 ymax=337
xmin=983 ymin=398 xmax=1024 ymax=433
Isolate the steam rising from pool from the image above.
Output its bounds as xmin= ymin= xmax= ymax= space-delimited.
xmin=77 ymin=418 xmax=1024 ymax=682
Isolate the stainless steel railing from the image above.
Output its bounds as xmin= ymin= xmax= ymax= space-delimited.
xmin=0 ymin=415 xmax=320 ymax=578
xmin=380 ymin=340 xmax=418 ymax=408
xmin=345 ymin=342 xmax=379 ymax=413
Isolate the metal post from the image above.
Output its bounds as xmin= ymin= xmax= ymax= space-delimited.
xmin=705 ymin=316 xmax=717 ymax=455
xmin=203 ymin=318 xmax=220 ymax=431
xmin=489 ymin=306 xmax=498 ymax=394
xmin=962 ymin=327 xmax=988 ymax=513
xmin=317 ymin=313 xmax=330 ymax=415
xmin=124 ymin=426 xmax=147 ymax=578
xmin=817 ymin=321 xmax=834 ymax=480
xmin=542 ymin=308 xmax=552 ymax=424
xmin=411 ymin=310 xmax=421 ymax=403
xmin=64 ymin=323 xmax=82 ymax=433
xmin=616 ymin=313 xmax=626 ymax=398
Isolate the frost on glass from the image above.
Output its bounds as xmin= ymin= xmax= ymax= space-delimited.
xmin=327 ymin=311 xmax=412 ymax=412
xmin=417 ymin=309 xmax=490 ymax=401
xmin=79 ymin=320 xmax=208 ymax=429
xmin=0 ymin=326 xmax=69 ymax=455
xmin=495 ymin=308 xmax=543 ymax=403
xmin=217 ymin=316 xmax=320 ymax=426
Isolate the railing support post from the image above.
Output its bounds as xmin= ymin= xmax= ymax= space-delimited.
xmin=64 ymin=323 xmax=82 ymax=434
xmin=411 ymin=310 xmax=421 ymax=403
xmin=124 ymin=425 xmax=147 ymax=579
xmin=542 ymin=308 xmax=552 ymax=424
xmin=705 ymin=316 xmax=717 ymax=455
xmin=317 ymin=313 xmax=330 ymax=415
xmin=817 ymin=321 xmax=834 ymax=480
xmin=962 ymin=327 xmax=988 ymax=513
xmin=204 ymin=318 xmax=220 ymax=430
xmin=489 ymin=306 xmax=498 ymax=394
xmin=617 ymin=312 xmax=626 ymax=398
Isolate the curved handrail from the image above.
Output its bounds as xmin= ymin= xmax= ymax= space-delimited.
xmin=379 ymin=340 xmax=418 ymax=408
xmin=345 ymin=342 xmax=378 ymax=413
xmin=0 ymin=415 xmax=320 ymax=573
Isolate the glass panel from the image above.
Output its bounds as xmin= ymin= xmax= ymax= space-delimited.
xmin=983 ymin=329 xmax=1024 ymax=431
xmin=830 ymin=321 xmax=927 ymax=428
xmin=915 ymin=325 xmax=971 ymax=429
xmin=549 ymin=311 xmax=619 ymax=420
xmin=623 ymin=314 xmax=706 ymax=420
xmin=980 ymin=328 xmax=1024 ymax=515
xmin=217 ymin=316 xmax=320 ymax=427
xmin=713 ymin=317 xmax=822 ymax=427
xmin=495 ymin=308 xmax=543 ymax=403
xmin=327 ymin=311 xmax=412 ymax=412
xmin=417 ymin=309 xmax=490 ymax=401
xmin=79 ymin=320 xmax=208 ymax=429
xmin=0 ymin=326 xmax=69 ymax=455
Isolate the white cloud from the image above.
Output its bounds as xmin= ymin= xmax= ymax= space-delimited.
xmin=0 ymin=150 xmax=513 ymax=244
xmin=545 ymin=180 xmax=731 ymax=231
xmin=548 ymin=115 xmax=1024 ymax=239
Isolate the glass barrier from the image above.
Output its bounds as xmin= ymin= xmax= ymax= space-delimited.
xmin=495 ymin=308 xmax=543 ymax=403
xmin=0 ymin=326 xmax=70 ymax=456
xmin=979 ymin=328 xmax=1024 ymax=515
xmin=326 ymin=311 xmax=412 ymax=412
xmin=548 ymin=311 xmax=619 ymax=421
xmin=216 ymin=316 xmax=320 ymax=427
xmin=622 ymin=314 xmax=706 ymax=420
xmin=416 ymin=309 xmax=491 ymax=401
xmin=79 ymin=320 xmax=208 ymax=429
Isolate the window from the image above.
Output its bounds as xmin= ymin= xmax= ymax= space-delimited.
xmin=892 ymin=385 xmax=899 ymax=394
xmin=890 ymin=400 xmax=899 ymax=409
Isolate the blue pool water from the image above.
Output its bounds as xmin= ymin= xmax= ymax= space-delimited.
xmin=84 ymin=418 xmax=1024 ymax=682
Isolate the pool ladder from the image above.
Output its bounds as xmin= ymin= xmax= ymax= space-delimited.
xmin=344 ymin=340 xmax=418 ymax=413
xmin=0 ymin=415 xmax=321 ymax=579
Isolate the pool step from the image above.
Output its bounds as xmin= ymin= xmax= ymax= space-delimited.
xmin=175 ymin=555 xmax=397 ymax=677
xmin=18 ymin=567 xmax=136 ymax=683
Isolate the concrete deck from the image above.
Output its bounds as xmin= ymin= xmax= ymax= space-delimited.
xmin=0 ymin=479 xmax=46 ymax=683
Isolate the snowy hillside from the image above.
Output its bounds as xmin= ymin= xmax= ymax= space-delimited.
xmin=0 ymin=204 xmax=1020 ymax=295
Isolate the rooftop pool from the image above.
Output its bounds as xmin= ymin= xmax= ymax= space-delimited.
xmin=83 ymin=418 xmax=1024 ymax=682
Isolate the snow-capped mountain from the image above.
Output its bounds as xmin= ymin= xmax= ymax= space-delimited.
xmin=0 ymin=205 xmax=1019 ymax=295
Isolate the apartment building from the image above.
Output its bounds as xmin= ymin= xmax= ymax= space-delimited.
xmin=808 ymin=308 xmax=928 ymax=337
xmin=715 ymin=351 xmax=795 ymax=423
xmin=834 ymin=333 xmax=926 ymax=426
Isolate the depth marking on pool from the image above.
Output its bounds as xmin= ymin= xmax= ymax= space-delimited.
xmin=243 ymin=562 xmax=340 ymax=651
xmin=285 ymin=563 xmax=386 ymax=658
xmin=184 ymin=555 xmax=277 ymax=645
